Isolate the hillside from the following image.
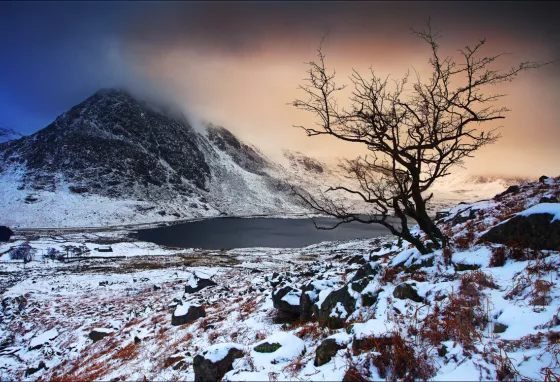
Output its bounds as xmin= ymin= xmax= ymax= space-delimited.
xmin=0 ymin=176 xmax=558 ymax=380
xmin=0 ymin=89 xmax=307 ymax=228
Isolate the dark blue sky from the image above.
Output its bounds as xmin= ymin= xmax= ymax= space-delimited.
xmin=1 ymin=1 xmax=559 ymax=139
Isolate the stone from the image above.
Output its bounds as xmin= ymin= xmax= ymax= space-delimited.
xmin=314 ymin=338 xmax=345 ymax=366
xmin=539 ymin=175 xmax=549 ymax=183
xmin=184 ymin=276 xmax=217 ymax=294
xmin=0 ymin=226 xmax=14 ymax=242
xmin=493 ymin=323 xmax=508 ymax=334
xmin=171 ymin=304 xmax=206 ymax=326
xmin=481 ymin=213 xmax=560 ymax=250
xmin=25 ymin=361 xmax=46 ymax=377
xmin=88 ymin=328 xmax=113 ymax=342
xmin=193 ymin=345 xmax=244 ymax=382
xmin=272 ymin=286 xmax=301 ymax=316
xmin=350 ymin=262 xmax=381 ymax=283
xmin=254 ymin=342 xmax=282 ymax=353
xmin=393 ymin=283 xmax=423 ymax=303
xmin=316 ymin=285 xmax=356 ymax=329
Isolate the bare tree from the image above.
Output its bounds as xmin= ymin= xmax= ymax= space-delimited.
xmin=292 ymin=21 xmax=546 ymax=254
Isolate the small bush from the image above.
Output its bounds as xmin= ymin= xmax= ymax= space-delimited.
xmin=489 ymin=247 xmax=506 ymax=267
xmin=10 ymin=243 xmax=34 ymax=262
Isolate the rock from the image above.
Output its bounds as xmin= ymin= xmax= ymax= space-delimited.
xmin=540 ymin=196 xmax=559 ymax=203
xmin=350 ymin=262 xmax=381 ymax=283
xmin=272 ymin=286 xmax=301 ymax=316
xmin=0 ymin=226 xmax=14 ymax=242
xmin=254 ymin=342 xmax=282 ymax=353
xmin=494 ymin=323 xmax=508 ymax=334
xmin=454 ymin=262 xmax=481 ymax=272
xmin=171 ymin=303 xmax=206 ymax=326
xmin=25 ymin=361 xmax=47 ymax=377
xmin=184 ymin=275 xmax=217 ymax=294
xmin=347 ymin=255 xmax=366 ymax=265
xmin=153 ymin=285 xmax=161 ymax=291
xmin=393 ymin=283 xmax=423 ymax=303
xmin=450 ymin=208 xmax=478 ymax=226
xmin=539 ymin=175 xmax=549 ymax=183
xmin=361 ymin=290 xmax=379 ymax=307
xmin=435 ymin=211 xmax=450 ymax=221
xmin=481 ymin=212 xmax=560 ymax=250
xmin=88 ymin=328 xmax=113 ymax=342
xmin=134 ymin=336 xmax=141 ymax=344
xmin=438 ymin=345 xmax=448 ymax=357
xmin=316 ymin=285 xmax=356 ymax=329
xmin=314 ymin=338 xmax=345 ymax=366
xmin=495 ymin=185 xmax=520 ymax=199
xmin=193 ymin=344 xmax=244 ymax=382
xmin=172 ymin=360 xmax=188 ymax=371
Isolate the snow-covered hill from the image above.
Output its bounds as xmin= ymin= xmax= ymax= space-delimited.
xmin=0 ymin=90 xmax=308 ymax=228
xmin=0 ymin=177 xmax=558 ymax=381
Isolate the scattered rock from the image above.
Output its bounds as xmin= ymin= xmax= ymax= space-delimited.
xmin=0 ymin=226 xmax=14 ymax=242
xmin=254 ymin=342 xmax=282 ymax=353
xmin=171 ymin=304 xmax=206 ymax=326
xmin=495 ymin=185 xmax=520 ymax=199
xmin=494 ymin=323 xmax=508 ymax=334
xmin=88 ymin=328 xmax=113 ymax=343
xmin=481 ymin=212 xmax=560 ymax=250
xmin=454 ymin=262 xmax=481 ymax=272
xmin=184 ymin=274 xmax=217 ymax=294
xmin=272 ymin=286 xmax=301 ymax=316
xmin=25 ymin=361 xmax=46 ymax=377
xmin=314 ymin=338 xmax=345 ymax=366
xmin=350 ymin=262 xmax=381 ymax=283
xmin=193 ymin=344 xmax=244 ymax=382
xmin=316 ymin=285 xmax=356 ymax=329
xmin=393 ymin=283 xmax=423 ymax=303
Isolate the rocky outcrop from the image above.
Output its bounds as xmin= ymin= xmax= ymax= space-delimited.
xmin=481 ymin=212 xmax=560 ymax=250
xmin=193 ymin=344 xmax=244 ymax=382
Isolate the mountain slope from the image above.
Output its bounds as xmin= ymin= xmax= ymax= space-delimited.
xmin=0 ymin=89 xmax=306 ymax=227
xmin=0 ymin=127 xmax=23 ymax=144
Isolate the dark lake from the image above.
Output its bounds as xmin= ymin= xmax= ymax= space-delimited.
xmin=134 ymin=217 xmax=401 ymax=249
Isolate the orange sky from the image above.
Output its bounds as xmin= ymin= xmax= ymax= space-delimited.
xmin=121 ymin=1 xmax=560 ymax=178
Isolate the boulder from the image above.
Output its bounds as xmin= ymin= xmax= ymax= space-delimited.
xmin=314 ymin=338 xmax=345 ymax=366
xmin=25 ymin=361 xmax=47 ymax=377
xmin=88 ymin=328 xmax=113 ymax=342
xmin=539 ymin=175 xmax=549 ymax=183
xmin=493 ymin=323 xmax=508 ymax=334
xmin=272 ymin=286 xmax=301 ymax=316
xmin=193 ymin=343 xmax=244 ymax=382
xmin=0 ymin=226 xmax=14 ymax=242
xmin=185 ymin=274 xmax=217 ymax=294
xmin=481 ymin=212 xmax=560 ymax=250
xmin=350 ymin=262 xmax=381 ymax=283
xmin=316 ymin=285 xmax=356 ymax=329
xmin=495 ymin=185 xmax=520 ymax=199
xmin=171 ymin=303 xmax=206 ymax=326
xmin=393 ymin=283 xmax=423 ymax=303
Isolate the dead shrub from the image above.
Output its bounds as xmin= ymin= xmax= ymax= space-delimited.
xmin=443 ymin=246 xmax=452 ymax=267
xmin=381 ymin=266 xmax=399 ymax=284
xmin=295 ymin=322 xmax=325 ymax=341
xmin=114 ymin=342 xmax=139 ymax=361
xmin=489 ymin=246 xmax=506 ymax=267
xmin=360 ymin=331 xmax=436 ymax=381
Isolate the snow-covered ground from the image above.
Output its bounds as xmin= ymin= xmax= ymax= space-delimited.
xmin=1 ymin=177 xmax=558 ymax=381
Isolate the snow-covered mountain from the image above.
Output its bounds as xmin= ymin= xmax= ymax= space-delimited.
xmin=0 ymin=89 xmax=527 ymax=228
xmin=0 ymin=127 xmax=23 ymax=144
xmin=0 ymin=89 xmax=306 ymax=227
